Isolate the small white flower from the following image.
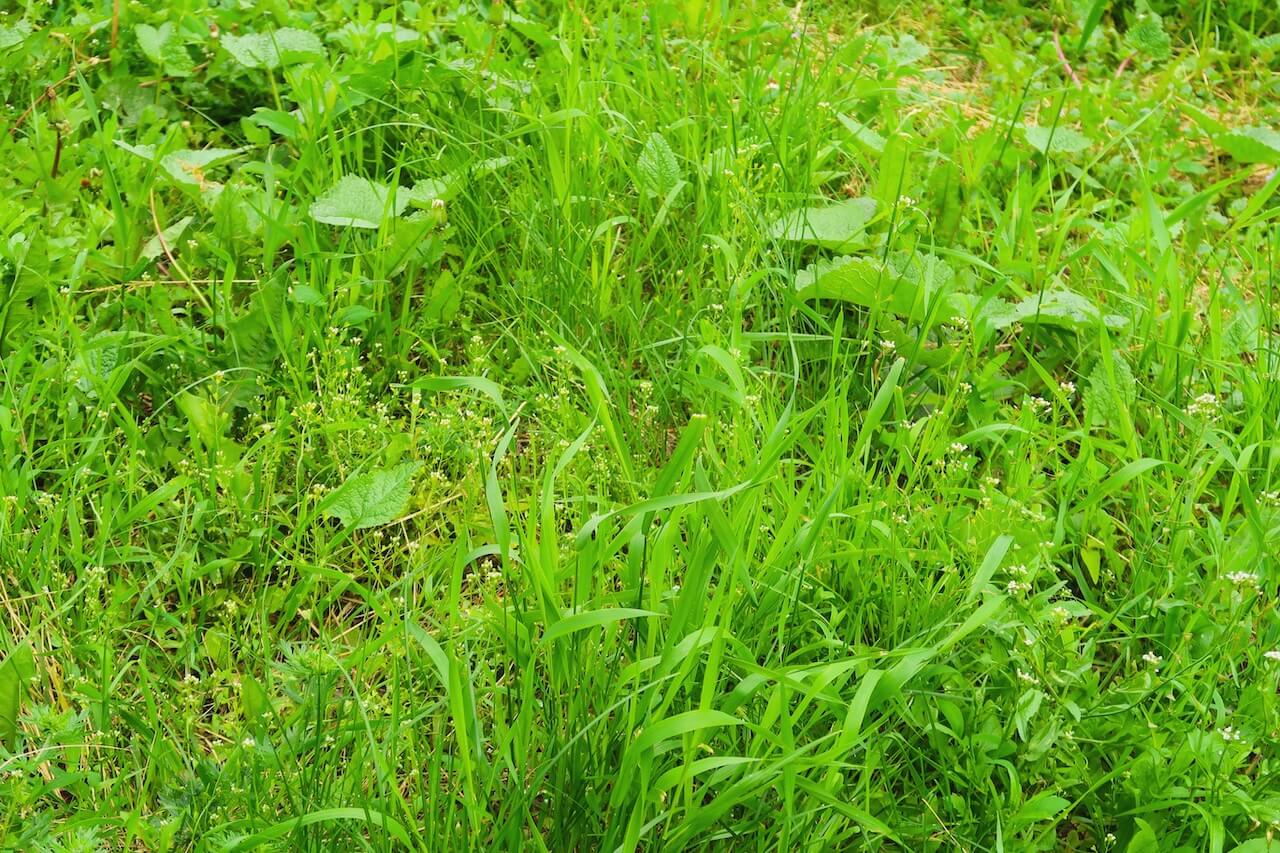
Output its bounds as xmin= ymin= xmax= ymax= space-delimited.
xmin=1142 ymin=651 xmax=1162 ymax=668
xmin=1016 ymin=668 xmax=1039 ymax=685
xmin=879 ymin=338 xmax=896 ymax=353
xmin=1218 ymin=725 xmax=1242 ymax=742
xmin=1264 ymin=650 xmax=1280 ymax=662
xmin=241 ymin=736 xmax=256 ymax=749
xmin=1226 ymin=571 xmax=1258 ymax=587
xmin=1186 ymin=392 xmax=1218 ymax=417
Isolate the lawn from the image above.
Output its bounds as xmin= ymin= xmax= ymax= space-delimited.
xmin=2 ymin=0 xmax=1280 ymax=850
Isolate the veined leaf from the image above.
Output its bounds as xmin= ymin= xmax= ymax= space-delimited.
xmin=222 ymin=28 xmax=325 ymax=69
xmin=795 ymin=253 xmax=971 ymax=324
xmin=768 ymin=198 xmax=877 ymax=250
xmin=1023 ymin=124 xmax=1093 ymax=156
xmin=636 ymin=132 xmax=681 ymax=196
xmin=322 ymin=461 xmax=421 ymax=529
xmin=310 ymin=176 xmax=407 ymax=229
xmin=1216 ymin=126 xmax=1280 ymax=164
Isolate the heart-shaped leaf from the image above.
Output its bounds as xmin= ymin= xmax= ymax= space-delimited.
xmin=323 ymin=461 xmax=422 ymax=529
xmin=636 ymin=133 xmax=681 ymax=196
xmin=310 ymin=176 xmax=407 ymax=229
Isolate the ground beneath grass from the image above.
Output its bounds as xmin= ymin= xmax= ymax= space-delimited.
xmin=2 ymin=1 xmax=1280 ymax=850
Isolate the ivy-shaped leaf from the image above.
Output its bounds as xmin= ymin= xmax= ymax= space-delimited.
xmin=636 ymin=133 xmax=681 ymax=196
xmin=222 ymin=28 xmax=325 ymax=70
xmin=310 ymin=176 xmax=407 ymax=229
xmin=768 ymin=198 xmax=877 ymax=251
xmin=323 ymin=462 xmax=422 ymax=529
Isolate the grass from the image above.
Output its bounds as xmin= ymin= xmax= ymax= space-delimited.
xmin=1 ymin=0 xmax=1279 ymax=850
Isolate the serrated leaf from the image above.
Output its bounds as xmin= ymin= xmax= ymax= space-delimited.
xmin=1023 ymin=124 xmax=1093 ymax=156
xmin=768 ymin=198 xmax=877 ymax=251
xmin=1084 ymin=351 xmax=1136 ymax=428
xmin=310 ymin=176 xmax=407 ymax=229
xmin=636 ymin=132 xmax=681 ymax=196
xmin=1125 ymin=13 xmax=1171 ymax=61
xmin=1216 ymin=126 xmax=1280 ymax=165
xmin=222 ymin=28 xmax=325 ymax=69
xmin=323 ymin=462 xmax=422 ymax=529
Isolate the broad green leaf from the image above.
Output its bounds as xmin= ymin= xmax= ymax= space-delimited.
xmin=1023 ymin=124 xmax=1093 ymax=155
xmin=323 ymin=461 xmax=421 ymax=529
xmin=408 ymin=157 xmax=514 ymax=207
xmin=161 ymin=148 xmax=244 ymax=186
xmin=141 ymin=215 xmax=194 ymax=259
xmin=0 ymin=644 xmax=36 ymax=749
xmin=878 ymin=33 xmax=929 ymax=67
xmin=135 ymin=23 xmax=168 ymax=64
xmin=980 ymin=289 xmax=1127 ymax=333
xmin=310 ymin=176 xmax=407 ymax=229
xmin=1228 ymin=839 xmax=1280 ymax=853
xmin=222 ymin=28 xmax=325 ymax=69
xmin=247 ymin=109 xmax=302 ymax=140
xmin=1012 ymin=791 xmax=1069 ymax=825
xmin=636 ymin=132 xmax=681 ymax=195
xmin=0 ymin=22 xmax=32 ymax=50
xmin=1216 ymin=126 xmax=1280 ymax=164
xmin=768 ymin=198 xmax=877 ymax=250
xmin=136 ymin=23 xmax=194 ymax=76
xmin=795 ymin=254 xmax=970 ymax=324
xmin=839 ymin=115 xmax=886 ymax=154
xmin=1084 ymin=351 xmax=1137 ymax=428
xmin=1125 ymin=12 xmax=1171 ymax=61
